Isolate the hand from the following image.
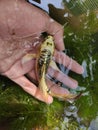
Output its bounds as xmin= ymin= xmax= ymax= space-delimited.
xmin=0 ymin=0 xmax=84 ymax=104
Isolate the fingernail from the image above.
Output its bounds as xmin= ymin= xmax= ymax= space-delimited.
xmin=72 ymin=81 xmax=78 ymax=89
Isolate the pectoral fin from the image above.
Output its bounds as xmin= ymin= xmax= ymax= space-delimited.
xmin=50 ymin=60 xmax=60 ymax=71
xmin=22 ymin=53 xmax=36 ymax=64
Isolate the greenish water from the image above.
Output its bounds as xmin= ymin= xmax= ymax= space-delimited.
xmin=0 ymin=0 xmax=98 ymax=130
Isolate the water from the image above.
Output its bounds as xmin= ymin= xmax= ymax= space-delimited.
xmin=0 ymin=0 xmax=98 ymax=130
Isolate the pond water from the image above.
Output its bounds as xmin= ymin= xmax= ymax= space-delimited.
xmin=0 ymin=0 xmax=98 ymax=130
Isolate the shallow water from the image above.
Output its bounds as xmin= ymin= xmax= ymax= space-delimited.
xmin=0 ymin=0 xmax=98 ymax=130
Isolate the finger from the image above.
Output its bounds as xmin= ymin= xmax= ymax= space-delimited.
xmin=27 ymin=61 xmax=78 ymax=89
xmin=23 ymin=72 xmax=73 ymax=100
xmin=46 ymin=78 xmax=78 ymax=101
xmin=47 ymin=78 xmax=70 ymax=95
xmin=54 ymin=50 xmax=84 ymax=74
xmin=11 ymin=76 xmax=53 ymax=104
xmin=26 ymin=69 xmax=38 ymax=86
xmin=46 ymin=18 xmax=65 ymax=51
xmin=48 ymin=67 xmax=78 ymax=89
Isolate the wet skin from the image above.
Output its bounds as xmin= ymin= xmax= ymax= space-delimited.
xmin=0 ymin=0 xmax=84 ymax=104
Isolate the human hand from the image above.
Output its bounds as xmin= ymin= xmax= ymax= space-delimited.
xmin=0 ymin=0 xmax=84 ymax=104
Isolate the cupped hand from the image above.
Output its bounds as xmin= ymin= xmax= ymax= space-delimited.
xmin=0 ymin=0 xmax=84 ymax=104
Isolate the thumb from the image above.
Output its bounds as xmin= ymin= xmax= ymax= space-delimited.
xmin=45 ymin=18 xmax=65 ymax=51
